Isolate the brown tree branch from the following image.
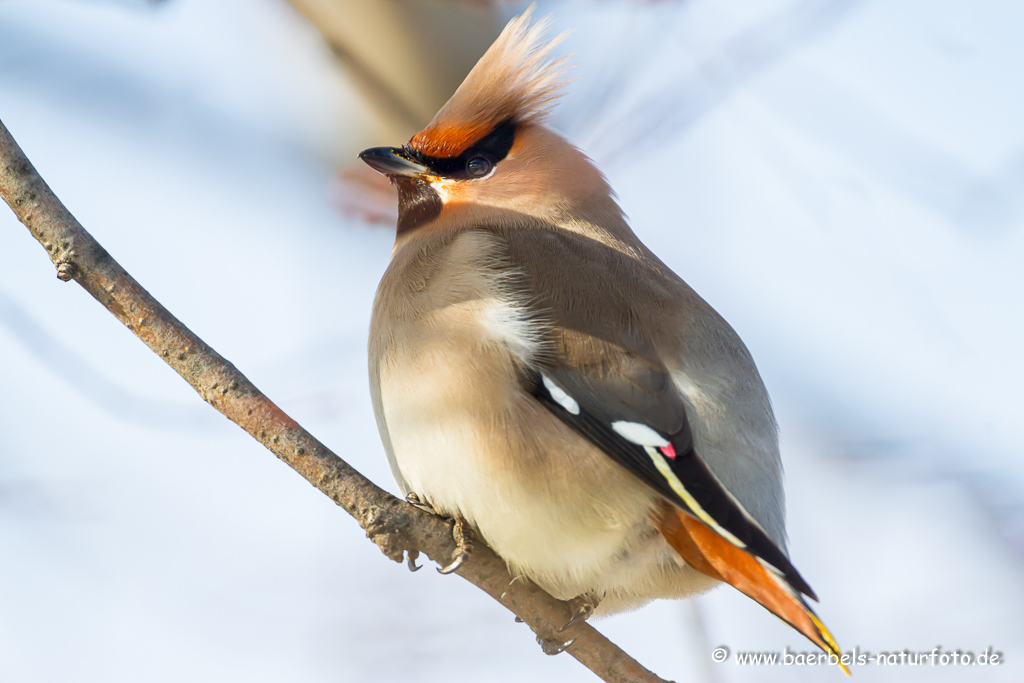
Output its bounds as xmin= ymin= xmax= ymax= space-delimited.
xmin=0 ymin=118 xmax=671 ymax=683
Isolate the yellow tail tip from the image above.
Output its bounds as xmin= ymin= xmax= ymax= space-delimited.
xmin=810 ymin=612 xmax=850 ymax=675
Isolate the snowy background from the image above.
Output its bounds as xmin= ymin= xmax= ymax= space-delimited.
xmin=1 ymin=1 xmax=1023 ymax=681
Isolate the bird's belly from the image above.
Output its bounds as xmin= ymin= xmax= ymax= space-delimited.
xmin=378 ymin=334 xmax=717 ymax=610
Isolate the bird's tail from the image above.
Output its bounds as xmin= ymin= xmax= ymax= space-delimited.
xmin=656 ymin=502 xmax=849 ymax=675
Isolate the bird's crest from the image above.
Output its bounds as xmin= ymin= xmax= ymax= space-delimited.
xmin=409 ymin=6 xmax=571 ymax=159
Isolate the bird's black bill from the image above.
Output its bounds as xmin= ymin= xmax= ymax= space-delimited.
xmin=358 ymin=147 xmax=430 ymax=178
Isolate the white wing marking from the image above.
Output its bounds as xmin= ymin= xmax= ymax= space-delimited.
xmin=541 ymin=374 xmax=580 ymax=415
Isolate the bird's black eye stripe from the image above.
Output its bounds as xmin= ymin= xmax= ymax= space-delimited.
xmin=406 ymin=120 xmax=516 ymax=180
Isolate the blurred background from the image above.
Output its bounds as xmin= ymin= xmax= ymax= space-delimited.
xmin=1 ymin=1 xmax=1022 ymax=681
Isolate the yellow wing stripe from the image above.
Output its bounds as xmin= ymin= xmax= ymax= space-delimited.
xmin=645 ymin=446 xmax=747 ymax=549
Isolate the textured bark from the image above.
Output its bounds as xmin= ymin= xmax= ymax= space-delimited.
xmin=0 ymin=118 xmax=671 ymax=683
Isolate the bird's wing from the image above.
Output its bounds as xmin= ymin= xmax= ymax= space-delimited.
xmin=489 ymin=224 xmax=843 ymax=661
xmin=524 ymin=360 xmax=841 ymax=660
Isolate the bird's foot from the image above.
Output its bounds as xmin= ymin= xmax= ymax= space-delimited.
xmin=537 ymin=634 xmax=577 ymax=656
xmin=405 ymin=492 xmax=437 ymax=514
xmin=438 ymin=516 xmax=473 ymax=575
xmin=558 ymin=592 xmax=601 ymax=632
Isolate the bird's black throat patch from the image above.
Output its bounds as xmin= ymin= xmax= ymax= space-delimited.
xmin=395 ymin=177 xmax=442 ymax=236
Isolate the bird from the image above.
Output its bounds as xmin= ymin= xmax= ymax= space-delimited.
xmin=359 ymin=6 xmax=844 ymax=666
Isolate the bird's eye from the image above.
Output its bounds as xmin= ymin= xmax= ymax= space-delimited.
xmin=466 ymin=156 xmax=492 ymax=177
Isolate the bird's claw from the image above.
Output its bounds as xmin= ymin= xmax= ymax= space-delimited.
xmin=438 ymin=517 xmax=473 ymax=575
xmin=438 ymin=553 xmax=467 ymax=575
xmin=406 ymin=550 xmax=422 ymax=572
xmin=558 ymin=592 xmax=600 ymax=632
xmin=405 ymin=492 xmax=437 ymax=514
xmin=537 ymin=635 xmax=577 ymax=655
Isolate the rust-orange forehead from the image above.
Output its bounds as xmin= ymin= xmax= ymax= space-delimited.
xmin=408 ymin=121 xmax=494 ymax=158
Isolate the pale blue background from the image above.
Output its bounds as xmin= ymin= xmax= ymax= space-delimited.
xmin=1 ymin=1 xmax=1022 ymax=681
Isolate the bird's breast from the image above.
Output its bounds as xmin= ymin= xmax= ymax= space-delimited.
xmin=368 ymin=230 xmax=718 ymax=609
xmin=373 ymin=278 xmax=653 ymax=598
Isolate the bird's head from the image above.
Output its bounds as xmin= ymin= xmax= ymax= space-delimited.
xmin=360 ymin=7 xmax=619 ymax=239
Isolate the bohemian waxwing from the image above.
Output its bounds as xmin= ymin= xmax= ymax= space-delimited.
xmin=360 ymin=7 xmax=844 ymax=664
